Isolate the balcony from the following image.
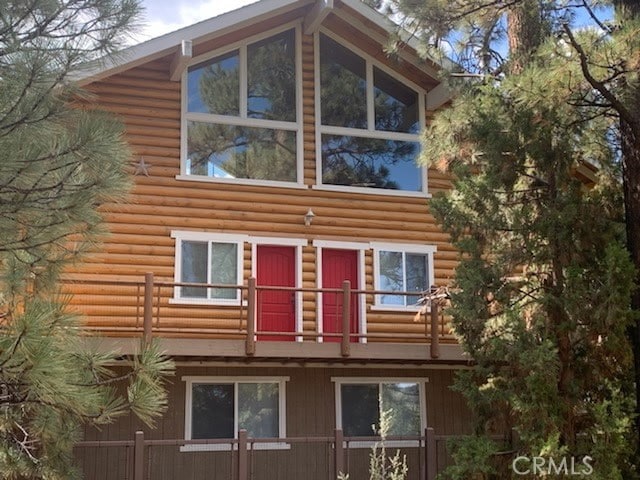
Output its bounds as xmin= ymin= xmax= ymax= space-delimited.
xmin=61 ymin=274 xmax=465 ymax=363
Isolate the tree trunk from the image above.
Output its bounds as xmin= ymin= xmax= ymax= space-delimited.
xmin=616 ymin=0 xmax=640 ymax=452
xmin=620 ymin=113 xmax=640 ymax=445
xmin=506 ymin=0 xmax=544 ymax=74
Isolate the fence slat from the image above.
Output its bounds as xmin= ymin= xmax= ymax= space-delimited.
xmin=238 ymin=429 xmax=248 ymax=480
xmin=335 ymin=429 xmax=345 ymax=479
xmin=143 ymin=273 xmax=153 ymax=344
xmin=133 ymin=431 xmax=145 ymax=480
xmin=426 ymin=427 xmax=437 ymax=480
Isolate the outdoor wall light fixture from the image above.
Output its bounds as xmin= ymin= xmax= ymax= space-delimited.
xmin=304 ymin=209 xmax=315 ymax=226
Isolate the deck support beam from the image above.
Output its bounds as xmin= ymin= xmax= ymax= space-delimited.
xmin=303 ymin=0 xmax=333 ymax=35
xmin=143 ymin=272 xmax=154 ymax=344
xmin=246 ymin=277 xmax=256 ymax=356
xmin=169 ymin=40 xmax=192 ymax=81
xmin=430 ymin=302 xmax=440 ymax=359
xmin=341 ymin=280 xmax=351 ymax=357
xmin=426 ymin=82 xmax=450 ymax=111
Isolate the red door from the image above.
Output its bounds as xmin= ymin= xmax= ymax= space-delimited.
xmin=257 ymin=245 xmax=296 ymax=341
xmin=322 ymin=249 xmax=359 ymax=342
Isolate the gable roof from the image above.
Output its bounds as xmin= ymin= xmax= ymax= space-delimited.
xmin=76 ymin=0 xmax=448 ymax=90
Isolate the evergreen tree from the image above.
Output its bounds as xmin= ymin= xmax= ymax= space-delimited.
xmin=381 ymin=0 xmax=640 ymax=477
xmin=0 ymin=1 xmax=173 ymax=478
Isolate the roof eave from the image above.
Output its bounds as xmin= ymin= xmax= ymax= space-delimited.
xmin=74 ymin=0 xmax=314 ymax=85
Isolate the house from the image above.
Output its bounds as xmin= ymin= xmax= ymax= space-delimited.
xmin=68 ymin=0 xmax=475 ymax=478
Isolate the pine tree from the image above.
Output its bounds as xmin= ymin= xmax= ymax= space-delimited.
xmin=382 ymin=0 xmax=640 ymax=477
xmin=0 ymin=1 xmax=173 ymax=478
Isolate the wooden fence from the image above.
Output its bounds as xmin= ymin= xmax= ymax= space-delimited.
xmin=74 ymin=428 xmax=445 ymax=480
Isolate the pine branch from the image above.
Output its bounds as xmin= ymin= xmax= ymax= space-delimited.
xmin=562 ymin=23 xmax=635 ymax=127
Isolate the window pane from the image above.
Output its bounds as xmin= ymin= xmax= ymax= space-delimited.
xmin=238 ymin=383 xmax=279 ymax=437
xmin=192 ymin=384 xmax=234 ymax=439
xmin=181 ymin=241 xmax=208 ymax=298
xmin=187 ymin=122 xmax=296 ymax=182
xmin=188 ymin=51 xmax=239 ymax=116
xmin=381 ymin=383 xmax=421 ymax=435
xmin=320 ymin=35 xmax=367 ymax=129
xmin=210 ymin=243 xmax=238 ymax=300
xmin=374 ymin=67 xmax=419 ymax=133
xmin=341 ymin=384 xmax=380 ymax=436
xmin=406 ymin=253 xmax=428 ymax=305
xmin=379 ymin=251 xmax=404 ymax=305
xmin=321 ymin=135 xmax=421 ymax=191
xmin=248 ymin=30 xmax=296 ymax=121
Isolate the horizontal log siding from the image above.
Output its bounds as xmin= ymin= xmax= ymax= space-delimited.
xmin=67 ymin=19 xmax=457 ymax=341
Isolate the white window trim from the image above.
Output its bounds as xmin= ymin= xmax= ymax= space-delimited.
xmin=250 ymin=237 xmax=307 ymax=342
xmin=179 ymin=21 xmax=304 ymax=188
xmin=332 ymin=377 xmax=428 ymax=448
xmin=182 ymin=376 xmax=289 ymax=452
xmin=171 ymin=231 xmax=248 ymax=305
xmin=314 ymin=28 xmax=428 ymax=197
xmin=370 ymin=242 xmax=436 ymax=311
xmin=312 ymin=240 xmax=368 ymax=344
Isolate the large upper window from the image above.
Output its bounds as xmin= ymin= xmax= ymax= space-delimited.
xmin=183 ymin=28 xmax=300 ymax=184
xmin=372 ymin=243 xmax=436 ymax=308
xmin=334 ymin=379 xmax=425 ymax=438
xmin=318 ymin=33 xmax=425 ymax=194
xmin=183 ymin=377 xmax=288 ymax=442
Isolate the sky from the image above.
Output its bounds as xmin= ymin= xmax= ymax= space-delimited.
xmin=137 ymin=0 xmax=258 ymax=41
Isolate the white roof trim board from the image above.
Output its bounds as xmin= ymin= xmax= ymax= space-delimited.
xmin=75 ymin=0 xmax=314 ymax=84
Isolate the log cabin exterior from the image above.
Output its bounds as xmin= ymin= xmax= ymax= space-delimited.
xmin=69 ymin=1 xmax=479 ymax=478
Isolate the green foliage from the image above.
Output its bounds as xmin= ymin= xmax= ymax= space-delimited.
xmin=418 ymin=47 xmax=636 ymax=480
xmin=0 ymin=1 xmax=174 ymax=478
xmin=443 ymin=435 xmax=500 ymax=480
xmin=385 ymin=0 xmax=640 ymax=477
xmin=337 ymin=409 xmax=409 ymax=480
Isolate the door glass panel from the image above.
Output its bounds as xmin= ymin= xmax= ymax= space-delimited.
xmin=238 ymin=383 xmax=279 ymax=437
xmin=188 ymin=51 xmax=240 ymax=115
xmin=381 ymin=383 xmax=420 ymax=435
xmin=378 ymin=251 xmax=404 ymax=305
xmin=192 ymin=383 xmax=234 ymax=439
xmin=248 ymin=30 xmax=296 ymax=121
xmin=341 ymin=384 xmax=380 ymax=436
xmin=210 ymin=243 xmax=238 ymax=300
xmin=320 ymin=34 xmax=367 ymax=129
xmin=406 ymin=253 xmax=428 ymax=305
xmin=181 ymin=241 xmax=208 ymax=298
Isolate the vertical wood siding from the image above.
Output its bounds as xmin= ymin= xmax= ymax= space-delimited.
xmin=76 ymin=366 xmax=472 ymax=480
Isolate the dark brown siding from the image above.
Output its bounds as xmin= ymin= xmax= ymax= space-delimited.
xmin=76 ymin=366 xmax=472 ymax=480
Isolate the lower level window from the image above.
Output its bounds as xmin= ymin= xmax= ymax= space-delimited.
xmin=335 ymin=379 xmax=423 ymax=437
xmin=184 ymin=377 xmax=287 ymax=440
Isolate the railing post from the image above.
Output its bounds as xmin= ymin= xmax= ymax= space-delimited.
xmin=134 ymin=430 xmax=145 ymax=480
xmin=335 ymin=429 xmax=345 ymax=479
xmin=341 ymin=280 xmax=351 ymax=357
xmin=425 ymin=427 xmax=436 ymax=480
xmin=429 ymin=301 xmax=440 ymax=359
xmin=143 ymin=273 xmax=154 ymax=344
xmin=238 ymin=429 xmax=248 ymax=480
xmin=246 ymin=277 xmax=256 ymax=356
